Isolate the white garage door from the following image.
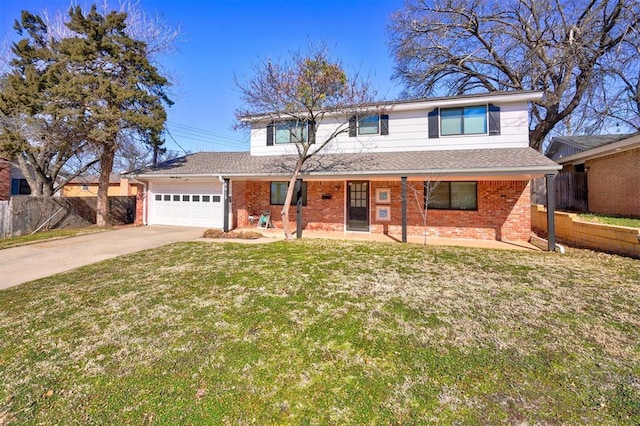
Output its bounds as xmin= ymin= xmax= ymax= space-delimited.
xmin=149 ymin=180 xmax=224 ymax=228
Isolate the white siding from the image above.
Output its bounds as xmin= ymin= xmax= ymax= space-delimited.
xmin=249 ymin=100 xmax=531 ymax=156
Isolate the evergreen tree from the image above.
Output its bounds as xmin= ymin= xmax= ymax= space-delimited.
xmin=0 ymin=5 xmax=172 ymax=226
xmin=59 ymin=5 xmax=172 ymax=226
xmin=0 ymin=11 xmax=97 ymax=195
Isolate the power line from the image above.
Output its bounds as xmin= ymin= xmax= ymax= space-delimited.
xmin=166 ymin=130 xmax=248 ymax=150
xmin=166 ymin=121 xmax=247 ymax=143
xmin=164 ymin=127 xmax=190 ymax=156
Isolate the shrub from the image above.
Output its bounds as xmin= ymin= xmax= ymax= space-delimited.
xmin=202 ymin=229 xmax=263 ymax=239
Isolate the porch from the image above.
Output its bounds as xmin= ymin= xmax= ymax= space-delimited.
xmin=231 ymin=178 xmax=534 ymax=242
xmin=233 ymin=226 xmax=540 ymax=251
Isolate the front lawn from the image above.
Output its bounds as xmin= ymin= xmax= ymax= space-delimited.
xmin=577 ymin=213 xmax=640 ymax=229
xmin=1 ymin=240 xmax=639 ymax=424
xmin=0 ymin=227 xmax=109 ymax=250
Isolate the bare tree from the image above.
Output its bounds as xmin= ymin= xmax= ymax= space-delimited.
xmin=115 ymin=133 xmax=181 ymax=172
xmin=235 ymin=43 xmax=378 ymax=239
xmin=597 ymin=25 xmax=640 ymax=131
xmin=389 ymin=0 xmax=639 ymax=151
xmin=407 ymin=178 xmax=441 ymax=245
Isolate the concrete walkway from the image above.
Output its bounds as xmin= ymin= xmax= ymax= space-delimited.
xmin=232 ymin=228 xmax=541 ymax=251
xmin=0 ymin=226 xmax=207 ymax=290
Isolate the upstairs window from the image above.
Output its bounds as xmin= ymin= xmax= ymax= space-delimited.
xmin=349 ymin=114 xmax=389 ymax=137
xmin=425 ymin=181 xmax=477 ymax=210
xmin=358 ymin=115 xmax=379 ymax=135
xmin=267 ymin=121 xmax=309 ymax=145
xmin=428 ymin=104 xmax=500 ymax=138
xmin=270 ymin=181 xmax=308 ymax=206
xmin=441 ymin=106 xmax=487 ymax=136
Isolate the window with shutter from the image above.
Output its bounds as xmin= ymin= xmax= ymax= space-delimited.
xmin=488 ymin=104 xmax=501 ymax=135
xmin=428 ymin=108 xmax=439 ymax=139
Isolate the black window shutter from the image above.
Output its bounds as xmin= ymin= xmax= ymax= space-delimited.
xmin=266 ymin=123 xmax=274 ymax=146
xmin=308 ymin=120 xmax=316 ymax=144
xmin=428 ymin=108 xmax=439 ymax=138
xmin=488 ymin=104 xmax=501 ymax=135
xmin=348 ymin=115 xmax=357 ymax=137
xmin=380 ymin=114 xmax=389 ymax=135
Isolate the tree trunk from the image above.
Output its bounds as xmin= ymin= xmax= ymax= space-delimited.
xmin=281 ymin=164 xmax=303 ymax=240
xmin=96 ymin=145 xmax=116 ymax=227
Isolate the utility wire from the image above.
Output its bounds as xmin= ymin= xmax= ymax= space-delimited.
xmin=166 ymin=121 xmax=247 ymax=143
xmin=164 ymin=127 xmax=191 ymax=156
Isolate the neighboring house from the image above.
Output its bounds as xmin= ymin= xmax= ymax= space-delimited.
xmin=62 ymin=174 xmax=138 ymax=197
xmin=0 ymin=158 xmax=10 ymax=201
xmin=10 ymin=163 xmax=33 ymax=196
xmin=546 ymin=133 xmax=640 ymax=217
xmin=2 ymin=160 xmax=69 ymax=198
xmin=131 ymin=91 xmax=560 ymax=241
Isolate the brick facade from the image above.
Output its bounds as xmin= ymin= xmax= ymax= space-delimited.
xmin=134 ymin=184 xmax=145 ymax=225
xmin=0 ymin=158 xmax=10 ymax=201
xmin=585 ymin=148 xmax=640 ymax=217
xmin=232 ymin=179 xmax=531 ymax=241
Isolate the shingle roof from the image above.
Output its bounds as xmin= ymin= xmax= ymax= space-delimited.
xmin=133 ymin=148 xmax=559 ymax=178
xmin=549 ymin=134 xmax=632 ymax=151
xmin=67 ymin=173 xmax=122 ymax=184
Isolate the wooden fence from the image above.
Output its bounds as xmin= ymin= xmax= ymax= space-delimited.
xmin=0 ymin=196 xmax=136 ymax=238
xmin=531 ymin=172 xmax=588 ymax=212
xmin=0 ymin=201 xmax=10 ymax=238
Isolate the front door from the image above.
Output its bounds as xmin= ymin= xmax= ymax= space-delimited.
xmin=347 ymin=181 xmax=369 ymax=231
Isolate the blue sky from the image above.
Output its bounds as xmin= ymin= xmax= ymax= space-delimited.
xmin=1 ymin=0 xmax=404 ymax=154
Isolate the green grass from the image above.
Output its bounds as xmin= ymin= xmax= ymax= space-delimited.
xmin=0 ymin=227 xmax=110 ymax=250
xmin=1 ymin=240 xmax=639 ymax=424
xmin=577 ymin=213 xmax=640 ymax=228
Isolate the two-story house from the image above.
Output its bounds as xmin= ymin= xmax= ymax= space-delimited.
xmin=131 ymin=91 xmax=560 ymax=241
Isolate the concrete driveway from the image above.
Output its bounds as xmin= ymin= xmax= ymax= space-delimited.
xmin=0 ymin=226 xmax=207 ymax=290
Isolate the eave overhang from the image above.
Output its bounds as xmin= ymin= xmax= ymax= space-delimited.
xmin=555 ymin=134 xmax=640 ymax=164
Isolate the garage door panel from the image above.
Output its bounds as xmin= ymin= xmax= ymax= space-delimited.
xmin=149 ymin=181 xmax=224 ymax=228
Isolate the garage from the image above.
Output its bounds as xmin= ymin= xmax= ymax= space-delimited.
xmin=149 ymin=180 xmax=224 ymax=228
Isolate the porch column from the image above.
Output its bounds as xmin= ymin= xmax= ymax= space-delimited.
xmin=223 ymin=178 xmax=230 ymax=233
xmin=296 ymin=177 xmax=303 ymax=238
xmin=401 ymin=176 xmax=407 ymax=243
xmin=545 ymin=173 xmax=556 ymax=251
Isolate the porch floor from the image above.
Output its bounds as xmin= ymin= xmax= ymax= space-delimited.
xmin=236 ymin=227 xmax=540 ymax=251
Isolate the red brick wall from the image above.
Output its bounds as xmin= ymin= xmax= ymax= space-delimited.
xmin=586 ymin=148 xmax=640 ymax=217
xmin=0 ymin=158 xmax=10 ymax=201
xmin=134 ymin=184 xmax=145 ymax=225
xmin=233 ymin=179 xmax=532 ymax=241
xmin=231 ymin=180 xmax=250 ymax=229
xmin=234 ymin=180 xmax=345 ymax=231
xmin=367 ymin=180 xmax=530 ymax=240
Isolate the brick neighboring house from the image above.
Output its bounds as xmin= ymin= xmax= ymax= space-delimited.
xmin=131 ymin=91 xmax=561 ymax=242
xmin=0 ymin=158 xmax=10 ymax=201
xmin=546 ymin=133 xmax=640 ymax=217
xmin=62 ymin=173 xmax=138 ymax=197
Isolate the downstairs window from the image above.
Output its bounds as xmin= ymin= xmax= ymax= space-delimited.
xmin=425 ymin=181 xmax=477 ymax=210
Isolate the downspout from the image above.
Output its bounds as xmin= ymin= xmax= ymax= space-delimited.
xmin=128 ymin=177 xmax=148 ymax=226
xmin=219 ymin=175 xmax=230 ymax=232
